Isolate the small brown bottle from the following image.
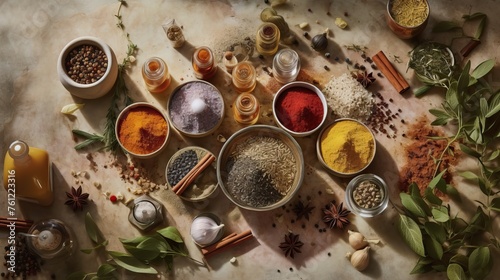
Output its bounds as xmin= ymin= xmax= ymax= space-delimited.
xmin=256 ymin=23 xmax=280 ymax=56
xmin=232 ymin=61 xmax=257 ymax=93
xmin=192 ymin=46 xmax=217 ymax=80
xmin=142 ymin=57 xmax=171 ymax=93
xmin=233 ymin=93 xmax=260 ymax=125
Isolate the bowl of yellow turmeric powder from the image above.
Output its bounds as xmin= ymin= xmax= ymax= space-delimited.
xmin=316 ymin=119 xmax=376 ymax=177
xmin=116 ymin=102 xmax=170 ymax=158
xmin=386 ymin=0 xmax=430 ymax=39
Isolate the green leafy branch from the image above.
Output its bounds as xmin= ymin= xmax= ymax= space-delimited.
xmin=67 ymin=213 xmax=204 ymax=280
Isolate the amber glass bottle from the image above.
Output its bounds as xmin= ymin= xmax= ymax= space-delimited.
xmin=142 ymin=57 xmax=171 ymax=93
xmin=192 ymin=46 xmax=217 ymax=80
xmin=256 ymin=23 xmax=280 ymax=56
xmin=232 ymin=61 xmax=257 ymax=93
xmin=233 ymin=93 xmax=260 ymax=125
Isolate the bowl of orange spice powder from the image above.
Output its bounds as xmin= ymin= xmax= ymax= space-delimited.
xmin=116 ymin=102 xmax=170 ymax=158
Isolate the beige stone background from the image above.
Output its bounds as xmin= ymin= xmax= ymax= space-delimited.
xmin=0 ymin=0 xmax=499 ymax=279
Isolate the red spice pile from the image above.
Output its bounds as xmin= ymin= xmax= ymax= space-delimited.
xmin=275 ymin=87 xmax=324 ymax=132
xmin=399 ymin=117 xmax=460 ymax=194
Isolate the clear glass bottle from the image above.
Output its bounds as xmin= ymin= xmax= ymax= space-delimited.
xmin=232 ymin=61 xmax=257 ymax=93
xmin=272 ymin=49 xmax=301 ymax=84
xmin=233 ymin=93 xmax=260 ymax=125
xmin=142 ymin=57 xmax=171 ymax=93
xmin=128 ymin=194 xmax=164 ymax=231
xmin=192 ymin=46 xmax=218 ymax=80
xmin=256 ymin=23 xmax=280 ymax=56
xmin=162 ymin=19 xmax=185 ymax=48
xmin=3 ymin=140 xmax=53 ymax=206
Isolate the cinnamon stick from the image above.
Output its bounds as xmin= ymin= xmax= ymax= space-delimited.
xmin=372 ymin=51 xmax=410 ymax=94
xmin=460 ymin=39 xmax=481 ymax=57
xmin=172 ymin=153 xmax=214 ymax=193
xmin=201 ymin=229 xmax=253 ymax=258
xmin=174 ymin=154 xmax=216 ymax=196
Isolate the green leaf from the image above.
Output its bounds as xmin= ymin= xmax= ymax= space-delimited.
xmin=414 ymin=85 xmax=433 ymax=97
xmin=486 ymin=93 xmax=500 ymax=117
xmin=66 ymin=271 xmax=87 ymax=280
xmin=157 ymin=227 xmax=184 ymax=243
xmin=123 ymin=244 xmax=160 ymax=262
xmin=429 ymin=109 xmax=450 ymax=119
xmin=424 ymin=188 xmax=442 ymax=205
xmin=97 ymin=264 xmax=116 ymax=277
xmin=474 ymin=17 xmax=487 ymax=39
xmin=450 ymin=254 xmax=469 ymax=267
xmin=428 ymin=169 xmax=447 ymax=189
xmin=424 ymin=222 xmax=446 ymax=244
xmin=480 ymin=97 xmax=488 ymax=131
xmin=478 ymin=178 xmax=492 ymax=196
xmin=431 ymin=117 xmax=449 ymax=126
xmin=410 ymin=257 xmax=433 ymax=274
xmin=120 ymin=236 xmax=150 ymax=245
xmin=433 ymin=21 xmax=461 ymax=32
xmin=397 ymin=214 xmax=426 ymax=257
xmin=465 ymin=206 xmax=487 ymax=234
xmin=488 ymin=150 xmax=500 ymax=161
xmin=107 ymin=251 xmax=158 ymax=274
xmin=446 ymin=86 xmax=460 ymax=111
xmin=457 ymin=61 xmax=471 ymax=95
xmin=423 ymin=236 xmax=443 ymax=260
xmin=459 ymin=143 xmax=481 ymax=158
xmin=468 ymin=247 xmax=492 ymax=280
xmin=490 ymin=197 xmax=500 ymax=212
xmin=459 ymin=171 xmax=478 ymax=180
xmin=409 ymin=183 xmax=421 ymax=198
xmin=463 ymin=12 xmax=486 ymax=20
xmin=471 ymin=59 xmax=494 ymax=80
xmin=432 ymin=264 xmax=447 ymax=272
xmin=80 ymin=240 xmax=109 ymax=254
xmin=447 ymin=263 xmax=467 ymax=280
xmin=85 ymin=212 xmax=104 ymax=244
xmin=432 ymin=207 xmax=449 ymax=222
xmin=445 ymin=184 xmax=460 ymax=199
xmin=400 ymin=193 xmax=427 ymax=218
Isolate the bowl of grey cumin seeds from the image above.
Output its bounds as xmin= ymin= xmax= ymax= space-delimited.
xmin=217 ymin=125 xmax=304 ymax=211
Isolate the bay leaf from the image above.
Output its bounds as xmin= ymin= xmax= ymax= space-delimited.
xmin=157 ymin=226 xmax=184 ymax=243
xmin=85 ymin=212 xmax=104 ymax=244
xmin=397 ymin=214 xmax=425 ymax=257
xmin=120 ymin=236 xmax=150 ymax=245
xmin=107 ymin=251 xmax=158 ymax=274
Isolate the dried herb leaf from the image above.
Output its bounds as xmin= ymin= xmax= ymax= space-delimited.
xmin=468 ymin=247 xmax=492 ymax=280
xmin=414 ymin=85 xmax=433 ymax=97
xmin=397 ymin=214 xmax=425 ymax=257
xmin=447 ymin=263 xmax=467 ymax=280
xmin=107 ymin=251 xmax=158 ymax=274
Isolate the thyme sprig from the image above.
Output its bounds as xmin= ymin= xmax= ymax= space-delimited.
xmin=73 ymin=0 xmax=137 ymax=151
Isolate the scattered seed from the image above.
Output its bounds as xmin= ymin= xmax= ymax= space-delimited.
xmin=308 ymin=8 xmax=312 ymax=12
xmin=324 ymin=65 xmax=330 ymax=71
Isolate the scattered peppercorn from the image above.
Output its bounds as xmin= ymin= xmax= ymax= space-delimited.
xmin=324 ymin=65 xmax=330 ymax=71
xmin=290 ymin=267 xmax=294 ymax=272
xmin=401 ymin=119 xmax=405 ymax=124
xmin=389 ymin=98 xmax=393 ymax=103
xmin=277 ymin=269 xmax=281 ymax=273
xmin=328 ymin=252 xmax=331 ymax=256
xmin=259 ymin=54 xmax=264 ymax=60
xmin=377 ymin=72 xmax=383 ymax=77
xmin=327 ymin=11 xmax=331 ymax=16
xmin=344 ymin=12 xmax=349 ymax=17
xmin=272 ymin=223 xmax=276 ymax=228
xmin=325 ymin=52 xmax=331 ymax=58
xmin=303 ymin=31 xmax=309 ymax=38
xmin=308 ymin=8 xmax=312 ymax=12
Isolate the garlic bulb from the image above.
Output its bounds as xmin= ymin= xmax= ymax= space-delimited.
xmin=190 ymin=216 xmax=224 ymax=246
xmin=346 ymin=246 xmax=370 ymax=271
xmin=348 ymin=230 xmax=380 ymax=250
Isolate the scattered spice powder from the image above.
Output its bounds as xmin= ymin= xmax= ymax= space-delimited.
xmin=399 ymin=117 xmax=459 ymax=194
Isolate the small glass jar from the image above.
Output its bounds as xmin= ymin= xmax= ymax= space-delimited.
xmin=272 ymin=49 xmax=300 ymax=84
xmin=232 ymin=61 xmax=256 ymax=93
xmin=256 ymin=23 xmax=280 ymax=56
xmin=233 ymin=93 xmax=260 ymax=125
xmin=142 ymin=57 xmax=171 ymax=93
xmin=222 ymin=51 xmax=238 ymax=73
xmin=27 ymin=219 xmax=74 ymax=260
xmin=345 ymin=174 xmax=389 ymax=218
xmin=192 ymin=46 xmax=217 ymax=80
xmin=162 ymin=19 xmax=185 ymax=48
xmin=128 ymin=194 xmax=164 ymax=231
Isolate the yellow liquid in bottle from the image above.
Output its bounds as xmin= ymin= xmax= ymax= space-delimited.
xmin=3 ymin=142 xmax=53 ymax=206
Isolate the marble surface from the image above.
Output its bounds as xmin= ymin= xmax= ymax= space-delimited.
xmin=1 ymin=0 xmax=499 ymax=279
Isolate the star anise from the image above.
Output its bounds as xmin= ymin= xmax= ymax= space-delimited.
xmin=279 ymin=232 xmax=304 ymax=259
xmin=293 ymin=200 xmax=315 ymax=221
xmin=65 ymin=186 xmax=89 ymax=211
xmin=353 ymin=70 xmax=376 ymax=88
xmin=323 ymin=201 xmax=351 ymax=229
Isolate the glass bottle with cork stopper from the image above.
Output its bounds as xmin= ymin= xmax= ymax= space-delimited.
xmin=233 ymin=93 xmax=260 ymax=125
xmin=162 ymin=18 xmax=185 ymax=48
xmin=232 ymin=61 xmax=257 ymax=93
xmin=272 ymin=49 xmax=301 ymax=84
xmin=142 ymin=57 xmax=171 ymax=93
xmin=3 ymin=140 xmax=53 ymax=206
xmin=192 ymin=46 xmax=217 ymax=80
xmin=256 ymin=22 xmax=280 ymax=56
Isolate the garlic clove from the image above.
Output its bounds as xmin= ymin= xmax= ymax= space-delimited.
xmin=349 ymin=246 xmax=370 ymax=271
xmin=190 ymin=216 xmax=225 ymax=246
xmin=348 ymin=230 xmax=368 ymax=250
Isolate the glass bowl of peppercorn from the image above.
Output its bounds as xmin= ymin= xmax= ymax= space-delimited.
xmin=273 ymin=81 xmax=328 ymax=137
xmin=345 ymin=174 xmax=389 ymax=217
xmin=57 ymin=36 xmax=118 ymax=99
xmin=217 ymin=125 xmax=304 ymax=211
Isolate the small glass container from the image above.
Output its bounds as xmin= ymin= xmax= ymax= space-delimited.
xmin=222 ymin=51 xmax=238 ymax=73
xmin=162 ymin=19 xmax=185 ymax=48
xmin=233 ymin=93 xmax=260 ymax=125
xmin=192 ymin=46 xmax=217 ymax=80
xmin=142 ymin=57 xmax=171 ymax=93
xmin=26 ymin=219 xmax=74 ymax=260
xmin=128 ymin=194 xmax=164 ymax=231
xmin=272 ymin=49 xmax=300 ymax=84
xmin=345 ymin=174 xmax=389 ymax=218
xmin=232 ymin=61 xmax=257 ymax=93
xmin=256 ymin=23 xmax=280 ymax=56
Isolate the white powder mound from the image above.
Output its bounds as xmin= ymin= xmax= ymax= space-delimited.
xmin=323 ymin=73 xmax=374 ymax=121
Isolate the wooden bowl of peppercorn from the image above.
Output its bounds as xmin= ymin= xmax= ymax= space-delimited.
xmin=273 ymin=81 xmax=328 ymax=137
xmin=57 ymin=36 xmax=118 ymax=99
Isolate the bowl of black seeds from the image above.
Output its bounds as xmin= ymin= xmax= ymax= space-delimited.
xmin=217 ymin=125 xmax=304 ymax=211
xmin=57 ymin=36 xmax=118 ymax=99
xmin=166 ymin=146 xmax=218 ymax=201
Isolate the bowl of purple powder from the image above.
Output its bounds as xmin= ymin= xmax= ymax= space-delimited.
xmin=167 ymin=81 xmax=225 ymax=137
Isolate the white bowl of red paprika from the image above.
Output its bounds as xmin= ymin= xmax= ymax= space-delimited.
xmin=273 ymin=81 xmax=328 ymax=137
xmin=115 ymin=102 xmax=170 ymax=159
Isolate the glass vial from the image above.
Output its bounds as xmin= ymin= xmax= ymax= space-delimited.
xmin=233 ymin=93 xmax=260 ymax=125
xmin=142 ymin=57 xmax=171 ymax=93
xmin=192 ymin=46 xmax=217 ymax=80
xmin=3 ymin=140 xmax=53 ymax=206
xmin=232 ymin=61 xmax=257 ymax=93
xmin=256 ymin=23 xmax=280 ymax=56
xmin=222 ymin=51 xmax=238 ymax=73
xmin=162 ymin=19 xmax=185 ymax=48
xmin=272 ymin=49 xmax=301 ymax=84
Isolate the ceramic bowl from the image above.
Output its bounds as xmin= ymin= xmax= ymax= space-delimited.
xmin=273 ymin=81 xmax=328 ymax=137
xmin=316 ymin=118 xmax=376 ymax=177
xmin=115 ymin=102 xmax=170 ymax=159
xmin=217 ymin=125 xmax=304 ymax=211
xmin=167 ymin=81 xmax=225 ymax=138
xmin=345 ymin=174 xmax=389 ymax=217
xmin=57 ymin=36 xmax=118 ymax=99
xmin=165 ymin=146 xmax=218 ymax=202
xmin=386 ymin=0 xmax=430 ymax=39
